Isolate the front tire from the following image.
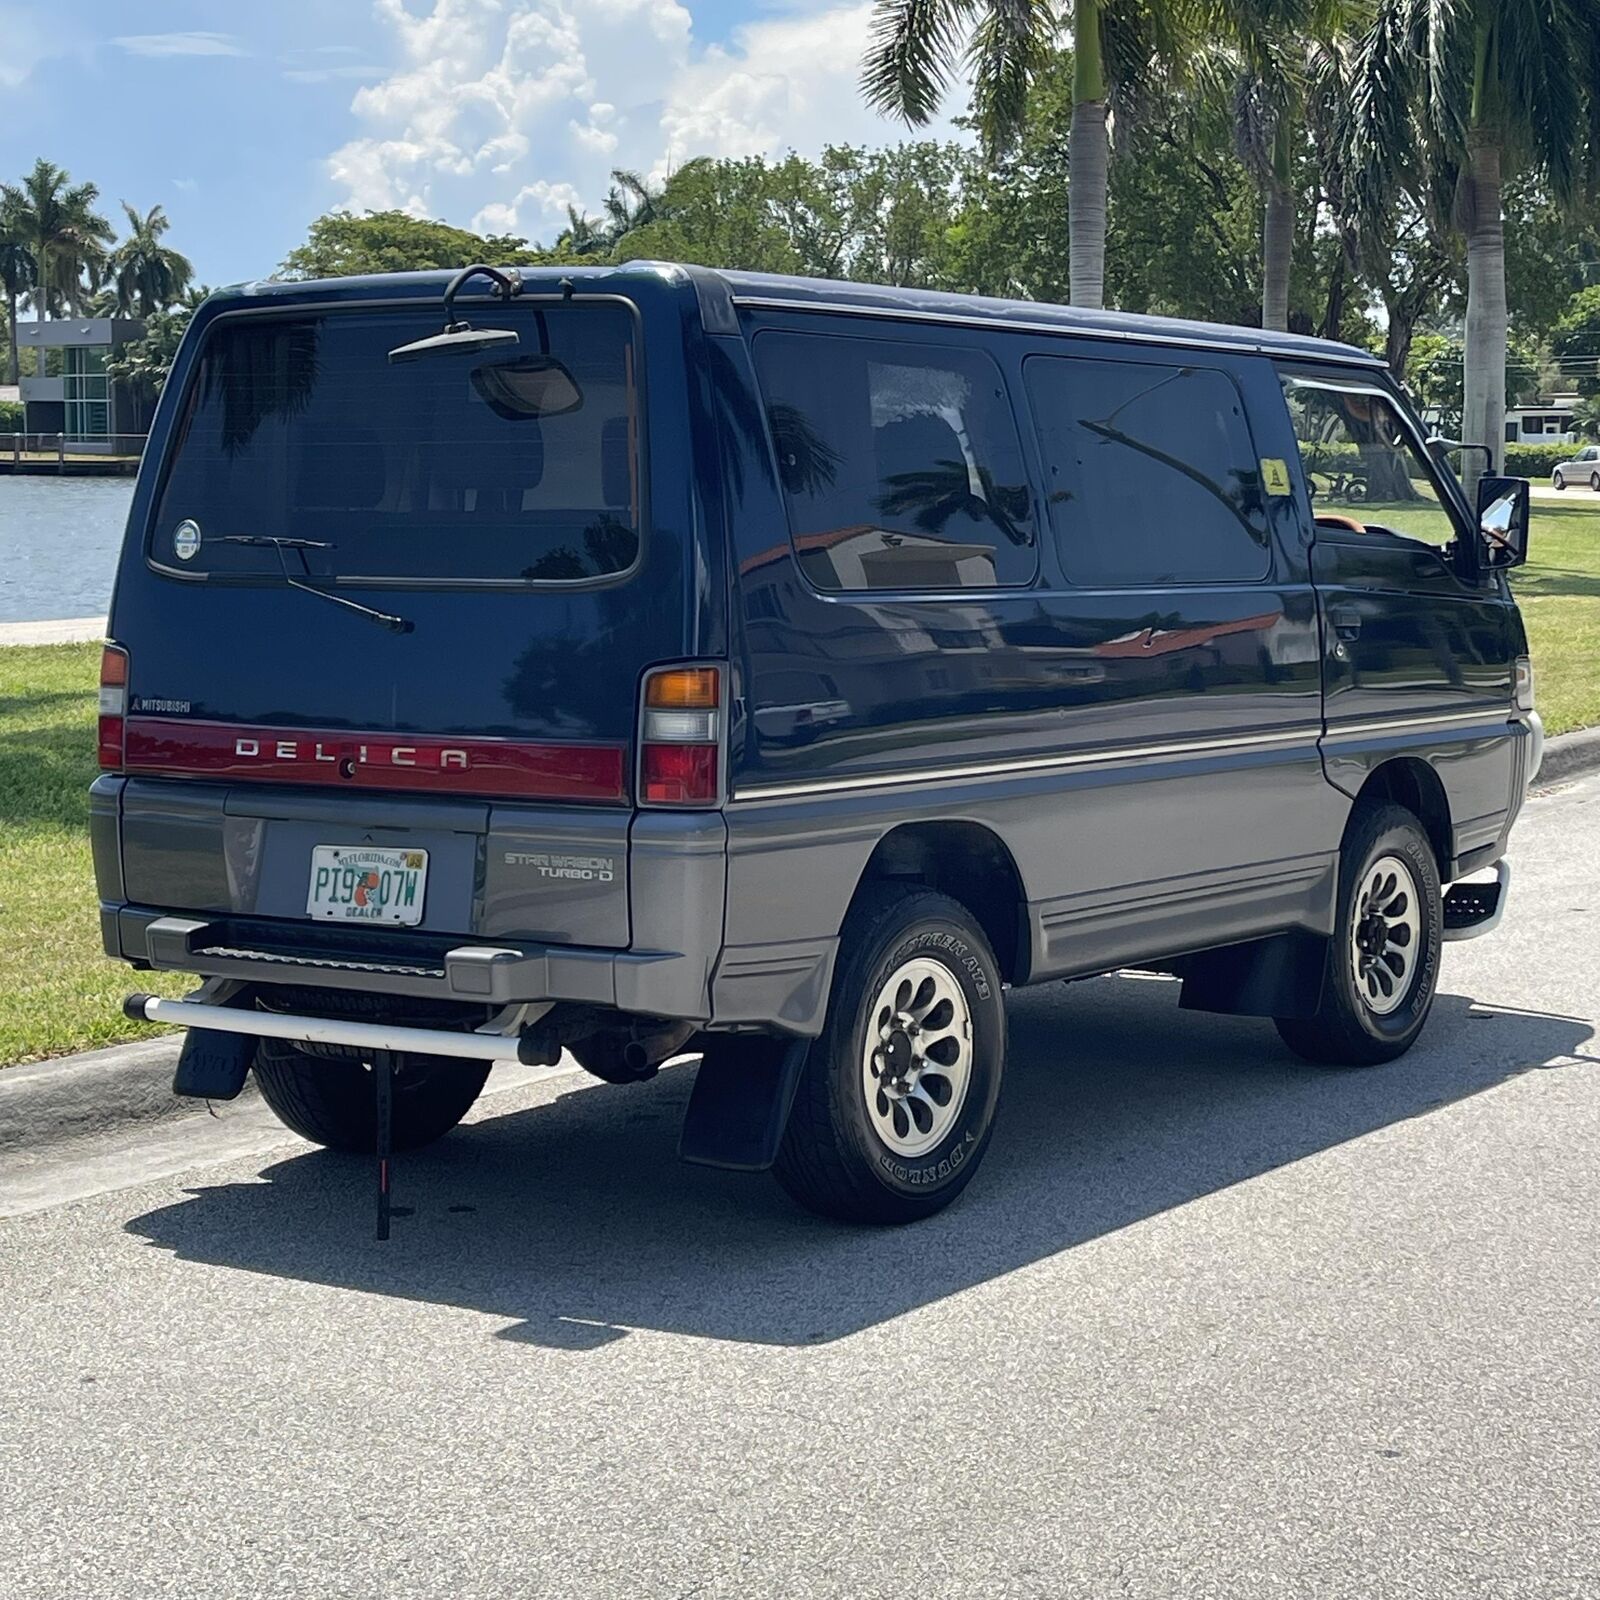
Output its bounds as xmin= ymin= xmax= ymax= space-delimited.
xmin=774 ymin=888 xmax=1005 ymax=1223
xmin=1276 ymin=802 xmax=1442 ymax=1066
xmin=1553 ymin=472 xmax=1566 ymax=491
xmin=1590 ymin=471 xmax=1599 ymax=492
xmin=253 ymin=1040 xmax=489 ymax=1152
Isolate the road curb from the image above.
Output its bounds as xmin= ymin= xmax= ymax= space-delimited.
xmin=0 ymin=1036 xmax=202 ymax=1158
xmin=1537 ymin=727 xmax=1600 ymax=789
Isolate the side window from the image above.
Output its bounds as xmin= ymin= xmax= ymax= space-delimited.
xmin=752 ymin=330 xmax=1037 ymax=591
xmin=1024 ymin=356 xmax=1271 ymax=586
xmin=1281 ymin=375 xmax=1457 ymax=548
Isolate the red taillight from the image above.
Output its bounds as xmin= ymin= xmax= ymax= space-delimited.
xmin=98 ymin=645 xmax=129 ymax=770
xmin=639 ymin=664 xmax=722 ymax=806
xmin=642 ymin=743 xmax=719 ymax=805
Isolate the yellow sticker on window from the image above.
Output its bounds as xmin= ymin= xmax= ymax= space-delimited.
xmin=1261 ymin=457 xmax=1293 ymax=496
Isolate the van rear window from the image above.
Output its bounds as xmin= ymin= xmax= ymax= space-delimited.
xmin=151 ymin=302 xmax=641 ymax=585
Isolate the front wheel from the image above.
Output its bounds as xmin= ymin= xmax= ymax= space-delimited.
xmin=253 ymin=1041 xmax=489 ymax=1152
xmin=1276 ymin=802 xmax=1442 ymax=1066
xmin=774 ymin=888 xmax=1005 ymax=1223
xmin=1553 ymin=472 xmax=1566 ymax=491
xmin=1590 ymin=471 xmax=1599 ymax=492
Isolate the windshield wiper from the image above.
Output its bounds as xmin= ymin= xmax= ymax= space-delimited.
xmin=214 ymin=536 xmax=413 ymax=633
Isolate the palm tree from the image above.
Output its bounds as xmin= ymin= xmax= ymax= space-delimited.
xmin=862 ymin=0 xmax=1306 ymax=311
xmin=601 ymin=169 xmax=662 ymax=247
xmin=863 ymin=0 xmax=1112 ymax=307
xmin=0 ymin=192 xmax=35 ymax=384
xmin=558 ymin=204 xmax=609 ymax=256
xmin=1225 ymin=11 xmax=1355 ymax=332
xmin=1350 ymin=1 xmax=1600 ymax=490
xmin=0 ymin=159 xmax=114 ymax=321
xmin=110 ymin=203 xmax=194 ymax=318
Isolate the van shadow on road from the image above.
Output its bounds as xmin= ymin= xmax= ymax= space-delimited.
xmin=126 ymin=975 xmax=1595 ymax=1348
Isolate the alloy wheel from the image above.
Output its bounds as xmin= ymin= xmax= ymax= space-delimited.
xmin=861 ymin=957 xmax=973 ymax=1157
xmin=1348 ymin=854 xmax=1423 ymax=1016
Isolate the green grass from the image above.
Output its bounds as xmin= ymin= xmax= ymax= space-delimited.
xmin=1508 ymin=503 xmax=1600 ymax=736
xmin=0 ymin=644 xmax=185 ymax=1065
xmin=0 ymin=504 xmax=1596 ymax=1065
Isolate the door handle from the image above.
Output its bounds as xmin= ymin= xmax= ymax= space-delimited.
xmin=1329 ymin=605 xmax=1362 ymax=641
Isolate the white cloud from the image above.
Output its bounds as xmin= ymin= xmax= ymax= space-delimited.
xmin=0 ymin=4 xmax=54 ymax=86
xmin=286 ymin=64 xmax=386 ymax=83
xmin=172 ymin=177 xmax=199 ymax=194
xmin=473 ymin=180 xmax=583 ymax=237
xmin=325 ymin=0 xmax=950 ymax=242
xmin=114 ymin=32 xmax=247 ymax=58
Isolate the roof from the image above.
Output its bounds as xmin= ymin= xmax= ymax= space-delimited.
xmin=207 ymin=261 xmax=1383 ymax=368
xmin=710 ymin=268 xmax=1384 ymax=367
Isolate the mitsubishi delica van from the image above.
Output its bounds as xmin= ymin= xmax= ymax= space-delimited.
xmin=96 ymin=262 xmax=1543 ymax=1227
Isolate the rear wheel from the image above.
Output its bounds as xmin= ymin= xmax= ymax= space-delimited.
xmin=1275 ymin=802 xmax=1442 ymax=1066
xmin=774 ymin=887 xmax=1005 ymax=1224
xmin=1591 ymin=471 xmax=1599 ymax=492
xmin=253 ymin=1040 xmax=489 ymax=1152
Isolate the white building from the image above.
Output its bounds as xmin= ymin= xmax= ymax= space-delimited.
xmin=1505 ymin=395 xmax=1582 ymax=446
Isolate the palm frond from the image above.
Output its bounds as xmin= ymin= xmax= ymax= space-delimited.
xmin=1493 ymin=0 xmax=1589 ymax=199
xmin=861 ymin=0 xmax=974 ymax=126
xmin=966 ymin=0 xmax=1057 ymax=153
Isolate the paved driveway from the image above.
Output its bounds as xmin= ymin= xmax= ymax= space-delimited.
xmin=2 ymin=777 xmax=1597 ymax=1599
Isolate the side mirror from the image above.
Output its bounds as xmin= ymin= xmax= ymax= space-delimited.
xmin=1476 ymin=476 xmax=1530 ymax=569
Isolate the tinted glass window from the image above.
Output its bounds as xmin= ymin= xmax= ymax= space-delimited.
xmin=1281 ymin=375 xmax=1456 ymax=548
xmin=1025 ymin=356 xmax=1271 ymax=586
xmin=153 ymin=303 xmax=640 ymax=584
xmin=753 ymin=330 xmax=1036 ymax=591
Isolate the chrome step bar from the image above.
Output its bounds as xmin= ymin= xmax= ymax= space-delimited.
xmin=124 ymin=993 xmax=552 ymax=1065
xmin=1442 ymin=860 xmax=1511 ymax=942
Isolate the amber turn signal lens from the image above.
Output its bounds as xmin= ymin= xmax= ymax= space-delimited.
xmin=645 ymin=666 xmax=720 ymax=709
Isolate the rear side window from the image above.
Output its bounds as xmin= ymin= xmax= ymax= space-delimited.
xmin=1025 ymin=356 xmax=1271 ymax=586
xmin=752 ymin=330 xmax=1037 ymax=591
xmin=152 ymin=302 xmax=641 ymax=585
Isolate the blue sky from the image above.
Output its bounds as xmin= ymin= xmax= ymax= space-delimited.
xmin=1 ymin=0 xmax=953 ymax=287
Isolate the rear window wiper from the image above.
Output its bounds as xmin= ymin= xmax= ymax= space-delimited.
xmin=215 ymin=535 xmax=334 ymax=550
xmin=213 ymin=536 xmax=414 ymax=633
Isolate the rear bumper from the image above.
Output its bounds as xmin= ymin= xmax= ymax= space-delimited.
xmin=102 ymin=904 xmax=838 ymax=1036
xmin=105 ymin=905 xmax=717 ymax=1015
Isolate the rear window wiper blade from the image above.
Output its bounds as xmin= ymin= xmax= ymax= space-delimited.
xmin=214 ymin=535 xmax=413 ymax=633
xmin=215 ymin=535 xmax=335 ymax=550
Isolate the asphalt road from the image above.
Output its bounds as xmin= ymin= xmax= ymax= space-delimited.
xmin=2 ymin=777 xmax=1597 ymax=1600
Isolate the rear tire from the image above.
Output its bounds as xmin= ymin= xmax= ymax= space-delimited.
xmin=774 ymin=887 xmax=1005 ymax=1224
xmin=1591 ymin=471 xmax=1599 ymax=492
xmin=1275 ymin=802 xmax=1442 ymax=1066
xmin=253 ymin=1040 xmax=489 ymax=1152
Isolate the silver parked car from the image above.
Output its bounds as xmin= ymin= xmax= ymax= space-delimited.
xmin=1552 ymin=444 xmax=1600 ymax=491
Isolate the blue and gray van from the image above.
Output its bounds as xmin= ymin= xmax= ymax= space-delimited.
xmin=96 ymin=262 xmax=1542 ymax=1225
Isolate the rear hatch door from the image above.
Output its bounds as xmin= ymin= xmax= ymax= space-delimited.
xmin=109 ymin=284 xmax=709 ymax=949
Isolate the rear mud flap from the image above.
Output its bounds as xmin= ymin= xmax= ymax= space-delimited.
xmin=1176 ymin=931 xmax=1328 ymax=1020
xmin=678 ymin=1036 xmax=808 ymax=1172
xmin=172 ymin=1026 xmax=255 ymax=1100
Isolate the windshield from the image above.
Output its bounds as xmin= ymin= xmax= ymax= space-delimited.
xmin=151 ymin=301 xmax=641 ymax=585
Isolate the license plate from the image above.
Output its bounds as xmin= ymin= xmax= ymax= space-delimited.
xmin=307 ymin=846 xmax=428 ymax=926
